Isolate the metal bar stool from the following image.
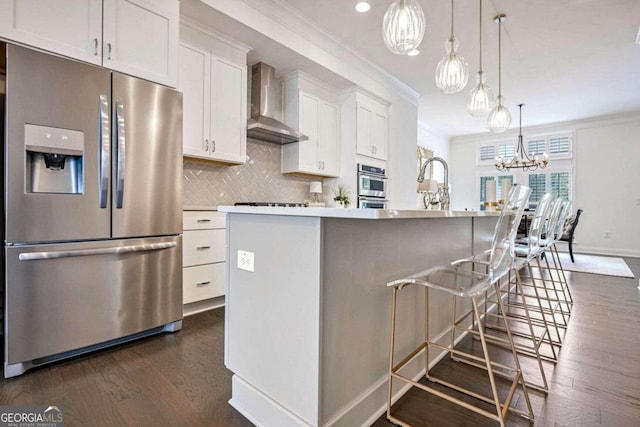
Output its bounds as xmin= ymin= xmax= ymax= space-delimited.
xmin=386 ymin=185 xmax=534 ymax=427
xmin=454 ymin=192 xmax=558 ymax=392
xmin=517 ymin=198 xmax=571 ymax=334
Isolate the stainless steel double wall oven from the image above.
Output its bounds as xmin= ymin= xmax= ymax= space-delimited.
xmin=357 ymin=163 xmax=388 ymax=208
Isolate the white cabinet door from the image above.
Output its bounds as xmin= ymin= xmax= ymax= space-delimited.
xmin=102 ymin=0 xmax=178 ymax=87
xmin=318 ymin=102 xmax=340 ymax=176
xmin=0 ymin=0 xmax=103 ymax=65
xmin=297 ymin=92 xmax=320 ymax=172
xmin=371 ymin=109 xmax=388 ymax=161
xmin=179 ymin=43 xmax=210 ymax=159
xmin=356 ymin=101 xmax=388 ymax=161
xmin=183 ymin=263 xmax=225 ymax=304
xmin=356 ymin=102 xmax=374 ymax=157
xmin=209 ymin=56 xmax=247 ymax=164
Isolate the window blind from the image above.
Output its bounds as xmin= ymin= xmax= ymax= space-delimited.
xmin=527 ymin=139 xmax=546 ymax=156
xmin=549 ymin=136 xmax=571 ymax=155
xmin=479 ymin=145 xmax=496 ymax=161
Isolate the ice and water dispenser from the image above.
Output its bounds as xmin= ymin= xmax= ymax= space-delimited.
xmin=25 ymin=124 xmax=84 ymax=194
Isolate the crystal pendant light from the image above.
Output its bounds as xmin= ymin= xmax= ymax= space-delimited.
xmin=382 ymin=0 xmax=426 ymax=55
xmin=466 ymin=0 xmax=494 ymax=116
xmin=435 ymin=0 xmax=468 ymax=93
xmin=487 ymin=14 xmax=511 ymax=132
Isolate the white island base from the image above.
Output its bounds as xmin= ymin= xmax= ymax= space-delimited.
xmin=220 ymin=207 xmax=498 ymax=427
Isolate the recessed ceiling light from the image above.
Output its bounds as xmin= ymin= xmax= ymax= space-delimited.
xmin=355 ymin=2 xmax=371 ymax=13
xmin=407 ymin=49 xmax=420 ymax=56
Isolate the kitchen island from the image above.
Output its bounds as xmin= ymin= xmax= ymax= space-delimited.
xmin=218 ymin=206 xmax=499 ymax=427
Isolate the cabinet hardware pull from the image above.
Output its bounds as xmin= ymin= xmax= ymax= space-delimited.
xmin=19 ymin=242 xmax=177 ymax=261
xmin=196 ymin=281 xmax=211 ymax=287
xmin=106 ymin=42 xmax=112 ymax=60
xmin=212 ymin=140 xmax=216 ymax=152
xmin=196 ymin=219 xmax=212 ymax=223
xmin=196 ymin=246 xmax=211 ymax=250
xmin=93 ymin=38 xmax=99 ymax=56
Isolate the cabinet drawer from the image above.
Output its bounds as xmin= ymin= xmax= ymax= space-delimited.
xmin=183 ymin=263 xmax=225 ymax=304
xmin=183 ymin=229 xmax=226 ymax=266
xmin=183 ymin=211 xmax=226 ymax=230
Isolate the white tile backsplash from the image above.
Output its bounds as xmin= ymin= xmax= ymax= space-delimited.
xmin=183 ymin=140 xmax=317 ymax=206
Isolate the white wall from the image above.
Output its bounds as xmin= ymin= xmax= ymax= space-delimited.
xmin=450 ymin=112 xmax=640 ymax=257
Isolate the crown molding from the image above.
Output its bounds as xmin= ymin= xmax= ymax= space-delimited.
xmin=180 ymin=16 xmax=253 ymax=53
xmin=450 ymin=110 xmax=640 ymax=144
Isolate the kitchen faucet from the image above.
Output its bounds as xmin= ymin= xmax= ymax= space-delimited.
xmin=418 ymin=157 xmax=450 ymax=210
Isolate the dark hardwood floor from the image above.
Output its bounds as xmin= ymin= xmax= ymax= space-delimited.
xmin=1 ymin=257 xmax=639 ymax=427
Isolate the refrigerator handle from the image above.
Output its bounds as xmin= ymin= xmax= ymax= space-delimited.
xmin=115 ymin=100 xmax=126 ymax=209
xmin=18 ymin=242 xmax=178 ymax=261
xmin=99 ymin=95 xmax=110 ymax=208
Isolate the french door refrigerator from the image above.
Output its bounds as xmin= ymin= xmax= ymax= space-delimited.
xmin=2 ymin=43 xmax=183 ymax=378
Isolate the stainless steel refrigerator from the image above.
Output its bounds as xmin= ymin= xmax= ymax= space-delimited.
xmin=1 ymin=43 xmax=183 ymax=378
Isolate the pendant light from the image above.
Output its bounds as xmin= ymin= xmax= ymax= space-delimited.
xmin=466 ymin=0 xmax=495 ymax=116
xmin=435 ymin=0 xmax=468 ymax=93
xmin=382 ymin=0 xmax=426 ymax=55
xmin=487 ymin=14 xmax=511 ymax=132
xmin=495 ymin=104 xmax=549 ymax=171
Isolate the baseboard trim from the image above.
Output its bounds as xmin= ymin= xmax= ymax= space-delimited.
xmin=230 ymin=375 xmax=313 ymax=427
xmin=568 ymin=246 xmax=640 ymax=258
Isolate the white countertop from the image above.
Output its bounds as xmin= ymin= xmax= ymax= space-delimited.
xmin=218 ymin=205 xmax=500 ymax=219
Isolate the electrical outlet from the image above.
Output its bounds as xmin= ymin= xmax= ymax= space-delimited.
xmin=604 ymin=231 xmax=611 ymax=239
xmin=237 ymin=250 xmax=254 ymax=272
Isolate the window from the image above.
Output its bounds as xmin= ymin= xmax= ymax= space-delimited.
xmin=479 ymin=145 xmax=495 ymax=162
xmin=527 ymin=171 xmax=571 ymax=208
xmin=479 ymin=176 xmax=494 ymax=204
xmin=550 ymin=172 xmax=571 ymax=200
xmin=477 ymin=143 xmax=515 ymax=165
xmin=497 ymin=143 xmax=515 ymax=159
xmin=479 ymin=175 xmax=513 ymax=209
xmin=549 ymin=135 xmax=571 ymax=156
xmin=527 ymin=139 xmax=546 ymax=157
xmin=528 ymin=174 xmax=546 ymax=207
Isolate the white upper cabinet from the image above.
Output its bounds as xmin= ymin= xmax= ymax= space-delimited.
xmin=102 ymin=0 xmax=178 ymax=87
xmin=0 ymin=0 xmax=178 ymax=87
xmin=179 ymin=42 xmax=209 ymax=158
xmin=178 ymin=22 xmax=249 ymax=165
xmin=356 ymin=96 xmax=389 ymax=161
xmin=282 ymin=73 xmax=340 ymax=177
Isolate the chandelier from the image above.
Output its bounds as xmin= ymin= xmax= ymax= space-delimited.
xmin=495 ymin=104 xmax=549 ymax=172
xmin=487 ymin=14 xmax=511 ymax=132
xmin=382 ymin=0 xmax=426 ymax=55
xmin=435 ymin=0 xmax=468 ymax=93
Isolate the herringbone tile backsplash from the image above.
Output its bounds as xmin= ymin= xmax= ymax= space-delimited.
xmin=183 ymin=141 xmax=317 ymax=207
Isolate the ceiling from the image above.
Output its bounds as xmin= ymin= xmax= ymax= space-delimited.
xmin=184 ymin=0 xmax=640 ymax=138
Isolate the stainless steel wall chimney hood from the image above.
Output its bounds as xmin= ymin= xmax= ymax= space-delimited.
xmin=247 ymin=62 xmax=308 ymax=144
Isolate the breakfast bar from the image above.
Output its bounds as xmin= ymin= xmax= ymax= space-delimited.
xmin=218 ymin=207 xmax=499 ymax=427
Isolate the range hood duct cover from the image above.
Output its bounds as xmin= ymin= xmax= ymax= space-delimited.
xmin=247 ymin=62 xmax=308 ymax=144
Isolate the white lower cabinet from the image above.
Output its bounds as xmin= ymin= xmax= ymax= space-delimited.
xmin=183 ymin=263 xmax=225 ymax=305
xmin=182 ymin=210 xmax=226 ymax=313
